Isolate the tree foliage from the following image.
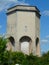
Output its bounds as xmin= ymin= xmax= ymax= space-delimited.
xmin=0 ymin=37 xmax=49 ymax=65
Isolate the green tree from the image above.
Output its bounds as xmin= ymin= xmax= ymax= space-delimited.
xmin=0 ymin=37 xmax=15 ymax=65
xmin=0 ymin=37 xmax=7 ymax=65
xmin=1 ymin=37 xmax=49 ymax=65
xmin=41 ymin=51 xmax=49 ymax=65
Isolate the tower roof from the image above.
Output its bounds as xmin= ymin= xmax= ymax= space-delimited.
xmin=7 ymin=5 xmax=41 ymax=16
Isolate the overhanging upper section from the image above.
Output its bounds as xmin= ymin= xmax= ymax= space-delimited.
xmin=6 ymin=5 xmax=41 ymax=16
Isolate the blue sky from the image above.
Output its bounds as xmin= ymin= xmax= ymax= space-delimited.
xmin=0 ymin=0 xmax=49 ymax=54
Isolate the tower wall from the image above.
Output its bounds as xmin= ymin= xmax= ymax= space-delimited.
xmin=6 ymin=5 xmax=41 ymax=56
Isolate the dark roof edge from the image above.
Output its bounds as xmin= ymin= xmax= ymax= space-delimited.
xmin=7 ymin=9 xmax=41 ymax=17
xmin=7 ymin=5 xmax=40 ymax=12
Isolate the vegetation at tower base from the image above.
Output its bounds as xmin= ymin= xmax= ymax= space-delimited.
xmin=0 ymin=37 xmax=49 ymax=65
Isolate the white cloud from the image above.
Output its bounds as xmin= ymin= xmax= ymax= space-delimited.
xmin=41 ymin=39 xmax=49 ymax=43
xmin=8 ymin=0 xmax=17 ymax=2
xmin=0 ymin=0 xmax=29 ymax=11
xmin=41 ymin=10 xmax=49 ymax=16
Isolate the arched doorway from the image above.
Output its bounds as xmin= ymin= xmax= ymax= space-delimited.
xmin=19 ymin=36 xmax=32 ymax=54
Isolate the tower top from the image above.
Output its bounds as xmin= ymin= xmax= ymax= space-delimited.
xmin=7 ymin=5 xmax=41 ymax=16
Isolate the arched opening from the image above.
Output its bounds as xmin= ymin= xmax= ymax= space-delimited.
xmin=36 ymin=37 xmax=39 ymax=55
xmin=36 ymin=38 xmax=39 ymax=46
xmin=6 ymin=36 xmax=15 ymax=51
xmin=19 ymin=36 xmax=32 ymax=54
xmin=8 ymin=36 xmax=15 ymax=46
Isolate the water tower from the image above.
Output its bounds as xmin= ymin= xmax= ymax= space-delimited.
xmin=6 ymin=5 xmax=41 ymax=56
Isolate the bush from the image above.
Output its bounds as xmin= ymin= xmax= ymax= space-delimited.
xmin=0 ymin=37 xmax=49 ymax=65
